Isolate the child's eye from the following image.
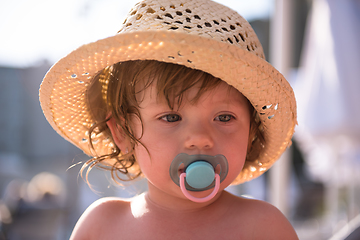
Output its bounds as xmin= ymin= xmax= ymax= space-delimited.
xmin=215 ymin=114 xmax=234 ymax=122
xmin=160 ymin=114 xmax=182 ymax=122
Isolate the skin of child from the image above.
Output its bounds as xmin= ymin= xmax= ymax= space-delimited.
xmin=70 ymin=77 xmax=299 ymax=239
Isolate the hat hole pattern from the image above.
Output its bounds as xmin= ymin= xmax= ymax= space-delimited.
xmin=119 ymin=1 xmax=263 ymax=58
xmin=238 ymin=33 xmax=245 ymax=42
xmin=147 ymin=8 xmax=155 ymax=14
xmin=167 ymin=49 xmax=193 ymax=64
xmin=234 ymin=35 xmax=239 ymax=43
xmin=260 ymin=104 xmax=278 ymax=120
xmin=262 ymin=104 xmax=272 ymax=110
xmin=136 ymin=14 xmax=143 ymax=20
xmin=165 ymin=13 xmax=173 ymax=19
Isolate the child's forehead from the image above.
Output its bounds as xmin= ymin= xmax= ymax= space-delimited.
xmin=130 ymin=62 xmax=250 ymax=110
xmin=190 ymin=81 xmax=248 ymax=104
xmin=144 ymin=78 xmax=247 ymax=106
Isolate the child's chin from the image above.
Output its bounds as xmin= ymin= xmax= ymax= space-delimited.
xmin=185 ymin=189 xmax=221 ymax=200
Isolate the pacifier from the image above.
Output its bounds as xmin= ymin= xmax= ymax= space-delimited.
xmin=169 ymin=153 xmax=228 ymax=203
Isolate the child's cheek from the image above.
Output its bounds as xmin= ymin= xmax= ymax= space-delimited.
xmin=134 ymin=145 xmax=150 ymax=170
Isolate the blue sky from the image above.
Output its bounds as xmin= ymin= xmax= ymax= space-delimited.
xmin=0 ymin=0 xmax=273 ymax=67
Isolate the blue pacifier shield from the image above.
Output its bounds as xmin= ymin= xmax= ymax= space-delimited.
xmin=169 ymin=153 xmax=228 ymax=192
xmin=186 ymin=161 xmax=215 ymax=189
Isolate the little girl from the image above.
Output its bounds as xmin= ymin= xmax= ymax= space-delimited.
xmin=40 ymin=0 xmax=298 ymax=239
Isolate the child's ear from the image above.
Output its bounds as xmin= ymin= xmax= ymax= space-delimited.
xmin=107 ymin=116 xmax=131 ymax=152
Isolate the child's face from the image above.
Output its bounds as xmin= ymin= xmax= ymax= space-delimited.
xmin=129 ymin=79 xmax=251 ymax=199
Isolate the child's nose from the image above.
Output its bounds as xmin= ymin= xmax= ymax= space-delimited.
xmin=184 ymin=123 xmax=214 ymax=150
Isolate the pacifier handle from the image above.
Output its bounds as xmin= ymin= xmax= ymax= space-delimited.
xmin=180 ymin=173 xmax=220 ymax=203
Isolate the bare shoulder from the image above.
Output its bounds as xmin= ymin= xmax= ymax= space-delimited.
xmin=226 ymin=193 xmax=299 ymax=239
xmin=70 ymin=197 xmax=131 ymax=240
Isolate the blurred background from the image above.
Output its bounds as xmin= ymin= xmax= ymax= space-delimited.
xmin=0 ymin=0 xmax=359 ymax=239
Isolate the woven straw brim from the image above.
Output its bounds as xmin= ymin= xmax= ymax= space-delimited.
xmin=40 ymin=30 xmax=296 ymax=184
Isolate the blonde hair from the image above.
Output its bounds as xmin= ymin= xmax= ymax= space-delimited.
xmin=82 ymin=60 xmax=264 ymax=185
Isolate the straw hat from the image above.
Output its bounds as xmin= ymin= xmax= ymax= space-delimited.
xmin=39 ymin=0 xmax=297 ymax=184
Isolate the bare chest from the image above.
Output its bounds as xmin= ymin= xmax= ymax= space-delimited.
xmin=100 ymin=213 xmax=249 ymax=240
